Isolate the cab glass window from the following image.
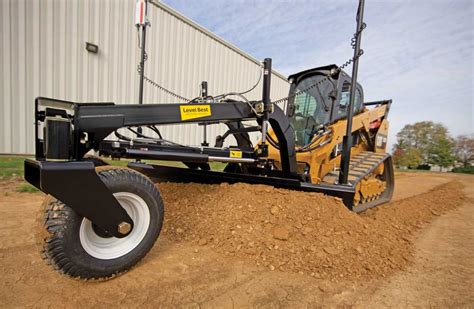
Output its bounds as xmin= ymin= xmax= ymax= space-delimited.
xmin=290 ymin=75 xmax=332 ymax=146
xmin=335 ymin=81 xmax=363 ymax=120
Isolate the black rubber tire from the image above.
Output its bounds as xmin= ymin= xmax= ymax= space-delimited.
xmin=39 ymin=168 xmax=164 ymax=281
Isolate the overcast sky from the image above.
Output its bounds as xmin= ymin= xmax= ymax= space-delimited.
xmin=163 ymin=0 xmax=473 ymax=149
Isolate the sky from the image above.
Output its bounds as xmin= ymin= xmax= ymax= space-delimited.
xmin=162 ymin=0 xmax=473 ymax=150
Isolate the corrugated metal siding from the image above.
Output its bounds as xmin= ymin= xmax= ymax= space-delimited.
xmin=0 ymin=0 xmax=290 ymax=154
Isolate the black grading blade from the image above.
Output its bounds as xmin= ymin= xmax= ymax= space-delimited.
xmin=128 ymin=162 xmax=357 ymax=211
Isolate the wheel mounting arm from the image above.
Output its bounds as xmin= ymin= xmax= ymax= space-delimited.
xmin=25 ymin=159 xmax=133 ymax=238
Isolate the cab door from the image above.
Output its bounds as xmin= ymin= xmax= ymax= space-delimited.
xmin=288 ymin=74 xmax=333 ymax=147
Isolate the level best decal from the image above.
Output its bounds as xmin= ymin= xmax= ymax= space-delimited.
xmin=179 ymin=105 xmax=211 ymax=121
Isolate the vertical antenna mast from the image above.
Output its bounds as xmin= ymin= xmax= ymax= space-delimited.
xmin=136 ymin=0 xmax=149 ymax=135
xmin=339 ymin=0 xmax=365 ymax=185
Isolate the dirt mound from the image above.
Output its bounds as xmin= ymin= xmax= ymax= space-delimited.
xmin=160 ymin=180 xmax=466 ymax=281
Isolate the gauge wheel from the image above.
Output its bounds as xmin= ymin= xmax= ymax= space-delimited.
xmin=38 ymin=168 xmax=164 ymax=281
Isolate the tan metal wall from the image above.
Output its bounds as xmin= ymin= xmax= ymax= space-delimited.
xmin=0 ymin=0 xmax=289 ymax=154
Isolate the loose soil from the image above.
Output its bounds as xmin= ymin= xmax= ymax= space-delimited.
xmin=0 ymin=172 xmax=472 ymax=307
xmin=161 ymin=180 xmax=464 ymax=281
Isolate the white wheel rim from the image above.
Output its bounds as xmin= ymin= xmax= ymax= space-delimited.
xmin=79 ymin=192 xmax=151 ymax=260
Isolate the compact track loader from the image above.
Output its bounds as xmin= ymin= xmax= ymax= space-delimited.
xmin=25 ymin=0 xmax=394 ymax=280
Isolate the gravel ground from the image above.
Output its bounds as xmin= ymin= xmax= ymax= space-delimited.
xmin=0 ymin=172 xmax=472 ymax=307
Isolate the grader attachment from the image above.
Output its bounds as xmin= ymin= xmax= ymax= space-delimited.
xmin=25 ymin=0 xmax=394 ymax=280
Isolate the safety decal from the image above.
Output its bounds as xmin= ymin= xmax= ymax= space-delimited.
xmin=229 ymin=150 xmax=242 ymax=158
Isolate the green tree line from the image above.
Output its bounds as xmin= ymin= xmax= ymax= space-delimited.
xmin=392 ymin=121 xmax=473 ymax=172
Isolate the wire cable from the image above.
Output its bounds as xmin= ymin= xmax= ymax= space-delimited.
xmin=214 ymin=64 xmax=263 ymax=101
xmin=237 ymin=64 xmax=263 ymax=95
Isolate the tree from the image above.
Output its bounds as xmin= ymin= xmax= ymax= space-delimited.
xmin=393 ymin=121 xmax=455 ymax=169
xmin=393 ymin=147 xmax=423 ymax=169
xmin=428 ymin=137 xmax=456 ymax=170
xmin=454 ymin=135 xmax=474 ymax=166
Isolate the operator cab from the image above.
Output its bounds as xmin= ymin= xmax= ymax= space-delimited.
xmin=286 ymin=65 xmax=364 ymax=147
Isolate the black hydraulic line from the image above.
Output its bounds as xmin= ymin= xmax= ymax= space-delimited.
xmin=215 ymin=65 xmax=262 ymax=99
xmin=147 ymin=125 xmax=163 ymax=139
xmin=219 ymin=126 xmax=260 ymax=143
xmin=339 ymin=0 xmax=365 ymax=185
xmin=266 ymin=133 xmax=280 ymax=150
xmin=297 ymin=136 xmax=332 ymax=153
xmin=238 ymin=65 xmax=262 ymax=95
xmin=218 ymin=121 xmax=254 ymax=149
xmin=127 ymin=127 xmax=155 ymax=140
xmin=127 ymin=127 xmax=189 ymax=147
xmin=114 ymin=130 xmax=131 ymax=141
xmin=115 ymin=127 xmax=187 ymax=148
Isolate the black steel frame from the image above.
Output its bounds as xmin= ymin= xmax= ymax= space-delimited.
xmin=27 ymin=88 xmax=304 ymax=235
xmin=26 ymin=90 xmax=363 ymax=236
xmin=33 ymin=95 xmax=297 ymax=171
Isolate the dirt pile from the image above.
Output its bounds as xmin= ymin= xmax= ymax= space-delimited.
xmin=160 ymin=181 xmax=466 ymax=281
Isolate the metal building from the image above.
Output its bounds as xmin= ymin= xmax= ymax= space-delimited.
xmin=0 ymin=0 xmax=290 ymax=155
